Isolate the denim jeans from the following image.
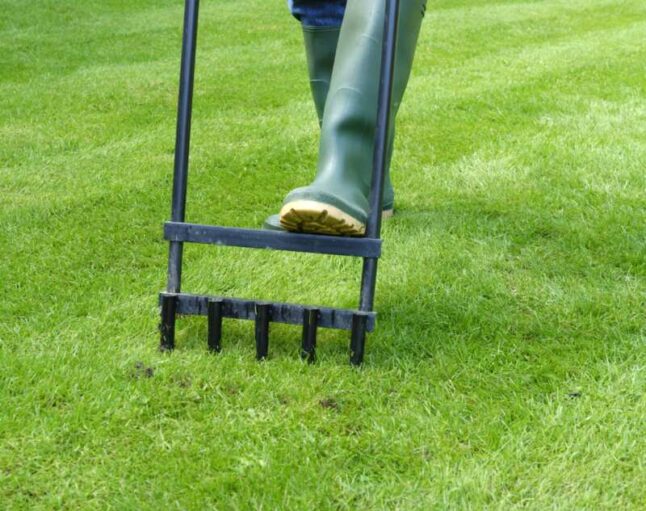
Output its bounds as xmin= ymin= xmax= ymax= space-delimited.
xmin=287 ymin=0 xmax=347 ymax=27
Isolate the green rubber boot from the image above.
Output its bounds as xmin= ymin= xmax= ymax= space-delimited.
xmin=278 ymin=0 xmax=426 ymax=236
xmin=263 ymin=25 xmax=340 ymax=232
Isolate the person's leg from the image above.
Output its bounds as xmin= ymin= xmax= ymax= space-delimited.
xmin=279 ymin=0 xmax=427 ymax=236
xmin=263 ymin=2 xmax=345 ymax=231
xmin=288 ymin=1 xmax=346 ymax=121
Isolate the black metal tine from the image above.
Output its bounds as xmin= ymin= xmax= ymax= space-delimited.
xmin=255 ymin=303 xmax=272 ymax=360
xmin=159 ymin=294 xmax=178 ymax=352
xmin=207 ymin=299 xmax=224 ymax=353
xmin=301 ymin=308 xmax=319 ymax=363
xmin=350 ymin=312 xmax=369 ymax=366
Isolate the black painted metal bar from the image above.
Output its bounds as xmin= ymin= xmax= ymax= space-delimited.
xmin=350 ymin=312 xmax=369 ymax=366
xmin=301 ymin=308 xmax=319 ymax=363
xmin=164 ymin=222 xmax=382 ymax=258
xmin=207 ymin=298 xmax=223 ymax=353
xmin=160 ymin=293 xmax=376 ymax=332
xmin=167 ymin=0 xmax=200 ymax=294
xmin=159 ymin=294 xmax=178 ymax=352
xmin=359 ymin=0 xmax=400 ymax=314
xmin=365 ymin=0 xmax=400 ymax=240
xmin=255 ymin=303 xmax=271 ymax=360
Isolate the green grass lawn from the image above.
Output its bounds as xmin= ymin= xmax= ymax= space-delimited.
xmin=1 ymin=0 xmax=645 ymax=508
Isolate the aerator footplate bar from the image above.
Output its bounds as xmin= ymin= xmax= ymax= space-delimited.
xmin=164 ymin=222 xmax=382 ymax=258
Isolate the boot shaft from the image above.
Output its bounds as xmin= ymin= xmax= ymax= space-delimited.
xmin=313 ymin=0 xmax=427 ymax=205
xmin=281 ymin=0 xmax=426 ymax=233
xmin=302 ymin=26 xmax=340 ymax=125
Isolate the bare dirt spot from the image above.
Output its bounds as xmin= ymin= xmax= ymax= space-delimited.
xmin=131 ymin=361 xmax=155 ymax=379
xmin=319 ymin=398 xmax=339 ymax=410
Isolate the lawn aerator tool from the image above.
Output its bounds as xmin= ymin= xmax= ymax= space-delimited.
xmin=159 ymin=0 xmax=401 ymax=365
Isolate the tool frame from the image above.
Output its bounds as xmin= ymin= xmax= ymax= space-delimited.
xmin=159 ymin=0 xmax=401 ymax=365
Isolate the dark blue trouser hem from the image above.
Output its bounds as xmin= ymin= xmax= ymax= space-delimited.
xmin=288 ymin=0 xmax=347 ymax=27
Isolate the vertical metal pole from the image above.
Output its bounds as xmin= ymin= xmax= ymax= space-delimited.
xmin=167 ymin=0 xmax=200 ymax=294
xmin=359 ymin=0 xmax=400 ymax=313
xmin=352 ymin=0 xmax=399 ymax=364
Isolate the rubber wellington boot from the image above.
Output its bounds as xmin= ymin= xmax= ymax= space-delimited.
xmin=278 ymin=0 xmax=426 ymax=236
xmin=263 ymin=25 xmax=340 ymax=231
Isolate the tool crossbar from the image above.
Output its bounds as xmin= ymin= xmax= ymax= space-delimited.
xmin=165 ymin=222 xmax=382 ymax=258
xmin=162 ymin=293 xmax=376 ymax=332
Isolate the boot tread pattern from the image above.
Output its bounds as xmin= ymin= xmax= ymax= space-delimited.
xmin=279 ymin=200 xmax=366 ymax=237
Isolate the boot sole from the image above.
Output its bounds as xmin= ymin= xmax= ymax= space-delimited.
xmin=280 ymin=200 xmax=364 ymax=236
xmin=279 ymin=200 xmax=394 ymax=236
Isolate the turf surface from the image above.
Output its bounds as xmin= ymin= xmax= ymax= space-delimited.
xmin=1 ymin=0 xmax=645 ymax=508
